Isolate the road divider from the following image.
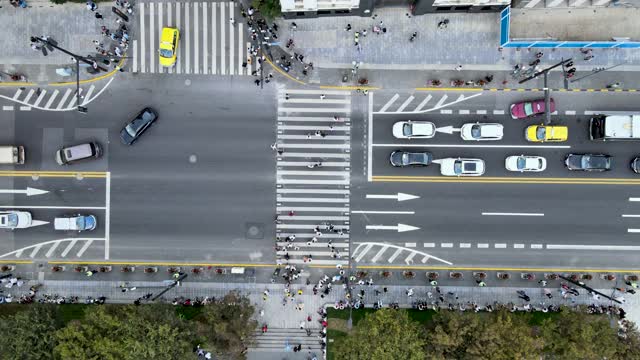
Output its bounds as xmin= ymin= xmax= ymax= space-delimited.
xmin=373 ymin=175 xmax=640 ymax=185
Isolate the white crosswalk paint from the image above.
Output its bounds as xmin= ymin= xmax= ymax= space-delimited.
xmin=139 ymin=3 xmax=145 ymax=72
xmin=185 ymin=2 xmax=190 ymax=73
xmin=33 ymin=89 xmax=47 ymax=107
xmin=229 ymin=2 xmax=235 ymax=75
xmin=277 ymin=88 xmax=351 ymax=266
xmin=238 ymin=22 xmax=244 ymax=74
xmin=212 ymin=3 xmax=216 ymax=74
xmin=220 ymin=2 xmax=226 ymax=74
xmin=176 ymin=2 xmax=181 ymax=74
xmin=56 ymin=89 xmax=72 ymax=110
xmin=149 ymin=2 xmax=155 ymax=73
xmin=203 ymin=2 xmax=208 ymax=74
xmin=158 ymin=2 xmax=163 ymax=74
xmin=44 ymin=90 xmax=59 ymax=109
xmin=194 ymin=2 xmax=200 ymax=74
xmin=81 ymin=85 xmax=96 ymax=106
xmin=133 ymin=39 xmax=138 ymax=72
xmin=12 ymin=89 xmax=22 ymax=101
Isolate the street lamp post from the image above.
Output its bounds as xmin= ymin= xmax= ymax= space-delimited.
xmin=569 ymin=63 xmax=624 ymax=84
xmin=519 ymin=58 xmax=573 ymax=125
xmin=31 ymin=36 xmax=108 ymax=113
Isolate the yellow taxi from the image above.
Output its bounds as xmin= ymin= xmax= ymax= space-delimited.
xmin=159 ymin=27 xmax=179 ymax=67
xmin=525 ymin=124 xmax=568 ymax=142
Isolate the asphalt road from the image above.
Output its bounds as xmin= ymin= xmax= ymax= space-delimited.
xmin=0 ymin=74 xmax=278 ymax=264
xmin=348 ymin=89 xmax=640 ymax=270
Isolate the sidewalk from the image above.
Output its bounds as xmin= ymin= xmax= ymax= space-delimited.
xmin=270 ymin=7 xmax=640 ymax=90
xmin=0 ymin=1 xmax=127 ymax=85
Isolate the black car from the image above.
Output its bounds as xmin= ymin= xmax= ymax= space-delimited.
xmin=120 ymin=108 xmax=158 ymax=145
xmin=564 ymin=153 xmax=612 ymax=171
xmin=389 ymin=151 xmax=433 ymax=167
xmin=631 ymin=157 xmax=640 ymax=173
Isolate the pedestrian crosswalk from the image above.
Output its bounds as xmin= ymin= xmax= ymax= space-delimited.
xmin=133 ymin=1 xmax=254 ymax=75
xmin=275 ymin=89 xmax=351 ymax=266
xmin=0 ymin=82 xmax=109 ymax=112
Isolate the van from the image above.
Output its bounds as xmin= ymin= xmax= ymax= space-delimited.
xmin=0 ymin=146 xmax=25 ymax=165
xmin=55 ymin=142 xmax=101 ymax=165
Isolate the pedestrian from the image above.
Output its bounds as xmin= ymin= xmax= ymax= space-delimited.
xmin=87 ymin=1 xmax=97 ymax=11
xmin=538 ymin=280 xmax=547 ymax=287
xmin=290 ymin=22 xmax=297 ymax=30
xmin=255 ymin=79 xmax=261 ymax=86
xmin=230 ymin=17 xmax=235 ymax=26
xmin=455 ymin=65 xmax=463 ymax=71
xmin=95 ymin=12 xmax=103 ymax=19
xmin=345 ymin=24 xmax=351 ymax=31
xmin=477 ymin=281 xmax=486 ymax=287
xmin=320 ymin=94 xmax=325 ymax=100
xmin=300 ymin=321 xmax=305 ymax=329
xmin=430 ymin=280 xmax=437 ymax=286
xmin=626 ymin=281 xmax=638 ymax=288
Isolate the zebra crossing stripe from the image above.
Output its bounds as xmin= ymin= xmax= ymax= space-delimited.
xmin=184 ymin=2 xmax=190 ymax=73
xmin=278 ymin=116 xmax=351 ymax=122
xmin=158 ymin=2 xmax=163 ymax=74
xmin=284 ymin=98 xmax=350 ymax=105
xmin=56 ymin=89 xmax=72 ymax=110
xmin=139 ymin=3 xmax=145 ymax=73
xmin=220 ymin=2 xmax=226 ymax=74
xmin=132 ymin=40 xmax=138 ymax=72
xmin=278 ymin=179 xmax=350 ymax=185
xmin=280 ymin=152 xmax=349 ymax=158
xmin=277 ymin=189 xmax=350 ymax=194
xmin=238 ymin=22 xmax=244 ymax=74
xmin=278 ymin=161 xmax=350 ymax=167
xmin=278 ymin=125 xmax=350 ymax=131
xmin=279 ymin=107 xmax=350 ymax=113
xmin=176 ymin=2 xmax=181 ymax=74
xmin=283 ymin=89 xmax=351 ymax=95
xmin=203 ymin=2 xmax=208 ymax=74
xmin=194 ymin=2 xmax=200 ymax=74
xmin=277 ymin=206 xmax=349 ymax=212
xmin=212 ymin=3 xmax=216 ymax=74
xmin=286 ymin=259 xmax=349 ymax=265
xmin=278 ymin=135 xmax=350 ymax=140
xmin=82 ymin=85 xmax=96 ymax=105
xmin=44 ymin=90 xmax=59 ymax=109
xmin=280 ymin=143 xmax=350 ymax=149
xmin=149 ymin=2 xmax=155 ymax=74
xmin=229 ymin=2 xmax=235 ymax=75
xmin=167 ymin=2 xmax=173 ymax=74
xmin=33 ymin=89 xmax=47 ymax=107
xmin=12 ymin=89 xmax=22 ymax=101
xmin=276 ymin=242 xmax=349 ymax=248
xmin=278 ymin=197 xmax=348 ymax=203
xmin=279 ymin=170 xmax=349 ymax=176
xmin=277 ymin=224 xmax=350 ymax=230
xmin=277 ymin=215 xmax=349 ymax=221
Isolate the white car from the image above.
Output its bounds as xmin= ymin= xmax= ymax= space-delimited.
xmin=460 ymin=123 xmax=504 ymax=141
xmin=392 ymin=121 xmax=435 ymax=139
xmin=0 ymin=211 xmax=32 ymax=229
xmin=505 ymin=155 xmax=547 ymax=172
xmin=440 ymin=158 xmax=485 ymax=177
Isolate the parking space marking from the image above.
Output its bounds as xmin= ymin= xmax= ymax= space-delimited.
xmin=628 ymin=229 xmax=640 ymax=233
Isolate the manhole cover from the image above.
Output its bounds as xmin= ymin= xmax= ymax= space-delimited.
xmin=189 ymin=154 xmax=197 ymax=163
xmin=185 ymin=79 xmax=191 ymax=86
xmin=245 ymin=222 xmax=264 ymax=239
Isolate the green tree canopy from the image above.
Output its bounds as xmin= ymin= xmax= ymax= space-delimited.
xmin=0 ymin=305 xmax=58 ymax=360
xmin=333 ymin=309 xmax=426 ymax=360
xmin=252 ymin=0 xmax=281 ymax=20
xmin=54 ymin=304 xmax=194 ymax=360
xmin=194 ymin=291 xmax=257 ymax=359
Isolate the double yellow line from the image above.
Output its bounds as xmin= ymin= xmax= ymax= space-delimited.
xmin=373 ymin=175 xmax=640 ymax=185
xmin=0 ymin=171 xmax=107 ymax=178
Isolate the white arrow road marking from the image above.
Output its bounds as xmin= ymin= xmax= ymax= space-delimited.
xmin=435 ymin=126 xmax=461 ymax=134
xmin=0 ymin=187 xmax=49 ymax=196
xmin=366 ymin=223 xmax=420 ymax=232
xmin=628 ymin=229 xmax=640 ymax=233
xmin=365 ymin=193 xmax=420 ymax=202
xmin=629 ymin=198 xmax=640 ymax=202
xmin=622 ymin=215 xmax=640 ymax=217
xmin=27 ymin=220 xmax=49 ymax=228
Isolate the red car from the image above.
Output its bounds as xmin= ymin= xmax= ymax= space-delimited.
xmin=510 ymin=98 xmax=555 ymax=119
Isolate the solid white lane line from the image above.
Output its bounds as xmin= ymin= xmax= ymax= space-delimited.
xmin=228 ymin=2 xmax=234 ymax=75
xmin=396 ymin=95 xmax=414 ymax=112
xmin=460 ymin=243 xmax=471 ymax=248
xmin=12 ymin=89 xmax=22 ymax=100
xmin=531 ymin=244 xmax=543 ymax=249
xmin=373 ymin=143 xmax=570 ymax=149
xmin=104 ymin=172 xmax=110 ymax=259
xmin=185 ymin=2 xmax=190 ymax=73
xmin=44 ymin=90 xmax=59 ymax=109
xmin=440 ymin=109 xmax=453 ymax=114
xmin=0 ymin=206 xmax=106 ymax=210
xmin=441 ymin=243 xmax=453 ymax=248
xmin=414 ymin=95 xmax=431 ymax=112
xmin=477 ymin=243 xmax=489 ymax=248
xmin=459 ymin=109 xmax=470 ymax=114
xmin=174 ymin=2 xmax=181 ymax=73
xmin=367 ymin=91 xmax=373 ymax=182
xmin=351 ymin=210 xmax=415 ymax=214
xmin=493 ymin=110 xmax=505 ymax=115
xmin=33 ymin=89 xmax=47 ymax=107
xmin=211 ymin=2 xmax=216 ymax=74
xmin=194 ymin=2 xmax=199 ymax=74
xmin=547 ymin=244 xmax=640 ymax=251
xmin=220 ymin=2 xmax=226 ymax=74
xmin=55 ymin=89 xmax=72 ymax=110
xmin=629 ymin=198 xmax=640 ymax=202
xmin=424 ymin=243 xmax=435 ymax=248
xmin=379 ymin=94 xmax=399 ymax=113
xmin=622 ymin=215 xmax=640 ymax=218
xmin=482 ymin=212 xmax=544 ymax=216
xmin=476 ymin=110 xmax=487 ymax=115
xmin=514 ymin=244 xmax=525 ymax=249
xmin=434 ymin=94 xmax=448 ymax=108
xmin=149 ymin=2 xmax=155 ymax=73
xmin=139 ymin=3 xmax=145 ymax=72
xmin=280 ymin=152 xmax=350 ymax=158
xmin=81 ymin=85 xmax=96 ymax=105
xmin=495 ymin=243 xmax=507 ymax=248
xmin=628 ymin=229 xmax=640 ymax=233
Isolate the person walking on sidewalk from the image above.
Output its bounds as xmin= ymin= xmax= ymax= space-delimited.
xmin=87 ymin=1 xmax=97 ymax=11
xmin=455 ymin=65 xmax=463 ymax=71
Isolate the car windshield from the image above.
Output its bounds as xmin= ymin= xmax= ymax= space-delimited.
xmin=536 ymin=127 xmax=546 ymax=140
xmin=583 ymin=155 xmax=606 ymax=169
xmin=407 ymin=153 xmax=424 ymax=164
xmin=471 ymin=125 xmax=481 ymax=139
xmin=75 ymin=217 xmax=86 ymax=229
xmin=403 ymin=124 xmax=412 ymax=136
xmin=125 ymin=121 xmax=141 ymax=137
xmin=2 ymin=214 xmax=17 ymax=227
xmin=453 ymin=161 xmax=462 ymax=175
xmin=517 ymin=157 xmax=526 ymax=169
xmin=159 ymin=48 xmax=173 ymax=58
xmin=524 ymin=103 xmax=534 ymax=116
